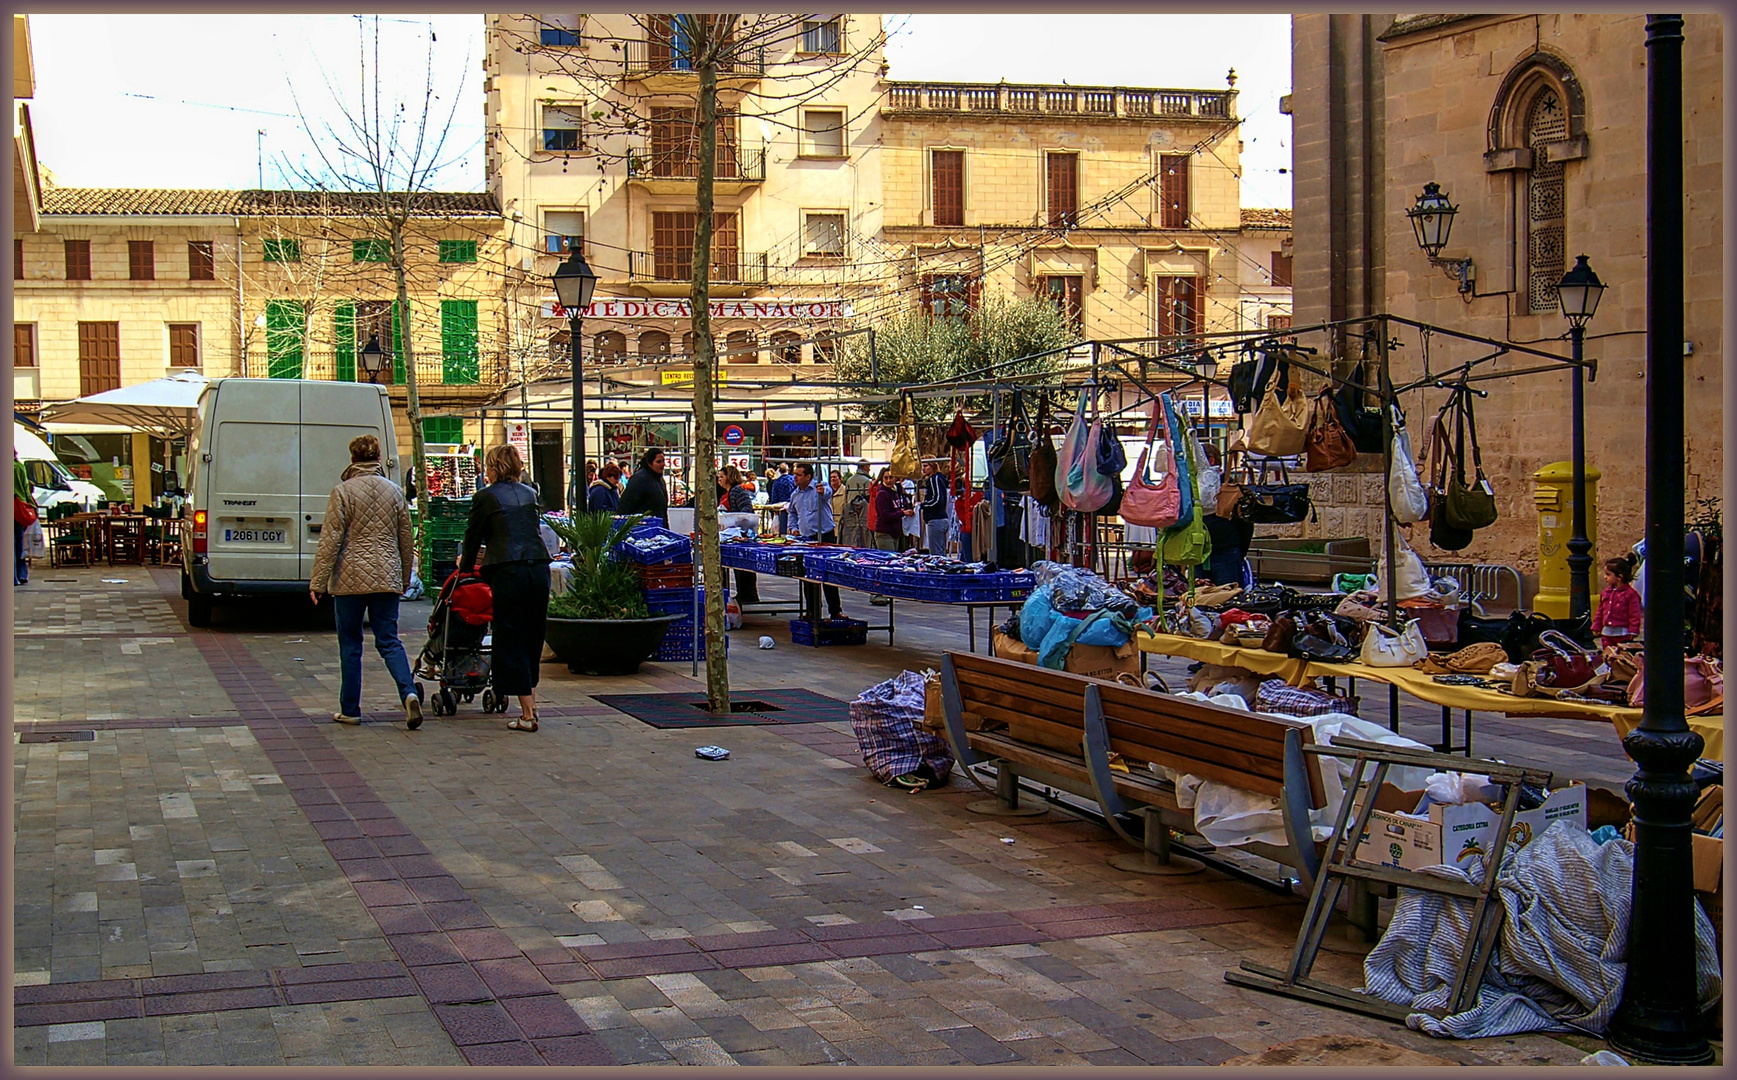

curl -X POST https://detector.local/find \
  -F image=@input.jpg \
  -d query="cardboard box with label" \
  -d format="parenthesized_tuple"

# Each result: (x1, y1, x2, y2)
(1354, 785, 1589, 872)
(991, 630, 1139, 682)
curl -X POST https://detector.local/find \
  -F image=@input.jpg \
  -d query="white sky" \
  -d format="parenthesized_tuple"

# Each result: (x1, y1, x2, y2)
(28, 12, 1292, 208)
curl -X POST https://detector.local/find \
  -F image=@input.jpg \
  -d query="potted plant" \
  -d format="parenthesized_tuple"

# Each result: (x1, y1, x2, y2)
(543, 511, 681, 676)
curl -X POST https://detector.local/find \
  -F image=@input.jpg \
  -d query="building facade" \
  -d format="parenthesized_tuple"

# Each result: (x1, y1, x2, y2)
(1289, 13, 1723, 572)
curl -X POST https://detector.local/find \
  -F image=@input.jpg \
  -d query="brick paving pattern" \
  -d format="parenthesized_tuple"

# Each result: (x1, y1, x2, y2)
(10, 569, 1610, 1065)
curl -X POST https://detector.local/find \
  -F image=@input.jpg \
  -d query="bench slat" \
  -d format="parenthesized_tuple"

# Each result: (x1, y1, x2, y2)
(960, 685, 1089, 724)
(955, 667, 1097, 710)
(965, 731, 1188, 816)
(961, 701, 1086, 743)
(1099, 710, 1288, 757)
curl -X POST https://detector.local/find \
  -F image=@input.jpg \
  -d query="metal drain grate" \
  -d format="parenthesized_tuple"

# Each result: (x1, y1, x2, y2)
(19, 730, 95, 743)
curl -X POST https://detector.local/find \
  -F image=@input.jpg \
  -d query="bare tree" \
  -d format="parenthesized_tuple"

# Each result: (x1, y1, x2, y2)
(284, 17, 472, 517)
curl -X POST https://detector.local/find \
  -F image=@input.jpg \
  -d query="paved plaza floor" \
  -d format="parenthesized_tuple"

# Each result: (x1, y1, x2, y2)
(9, 567, 1661, 1066)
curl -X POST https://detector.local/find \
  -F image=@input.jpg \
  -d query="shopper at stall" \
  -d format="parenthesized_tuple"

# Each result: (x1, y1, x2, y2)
(1201, 444, 1252, 587)
(307, 435, 421, 730)
(586, 461, 622, 513)
(872, 468, 912, 553)
(788, 463, 845, 620)
(14, 449, 36, 586)
(829, 469, 847, 523)
(719, 465, 761, 604)
(1594, 553, 1645, 646)
(460, 444, 553, 733)
(585, 460, 598, 486)
(920, 460, 950, 555)
(618, 448, 669, 520)
(770, 463, 797, 534)
(840, 460, 874, 548)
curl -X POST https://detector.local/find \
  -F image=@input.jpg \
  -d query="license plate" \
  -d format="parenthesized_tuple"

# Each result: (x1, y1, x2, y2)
(224, 529, 286, 543)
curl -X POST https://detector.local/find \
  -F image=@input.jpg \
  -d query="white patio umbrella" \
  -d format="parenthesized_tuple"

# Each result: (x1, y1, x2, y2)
(40, 369, 208, 437)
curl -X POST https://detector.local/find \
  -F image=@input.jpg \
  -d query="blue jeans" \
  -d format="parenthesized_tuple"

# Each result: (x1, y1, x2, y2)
(333, 593, 416, 718)
(14, 520, 26, 584)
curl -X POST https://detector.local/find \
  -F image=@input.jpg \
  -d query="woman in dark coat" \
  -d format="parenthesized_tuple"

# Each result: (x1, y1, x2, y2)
(718, 465, 760, 603)
(460, 444, 552, 733)
(617, 447, 669, 521)
(586, 461, 622, 513)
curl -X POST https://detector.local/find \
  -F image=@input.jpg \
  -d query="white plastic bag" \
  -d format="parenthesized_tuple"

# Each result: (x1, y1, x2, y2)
(1187, 426, 1221, 510)
(1388, 405, 1430, 524)
(1372, 529, 1432, 602)
(22, 521, 46, 560)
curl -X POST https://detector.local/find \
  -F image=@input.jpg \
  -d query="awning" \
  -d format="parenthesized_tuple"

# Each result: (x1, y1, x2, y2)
(39, 370, 207, 437)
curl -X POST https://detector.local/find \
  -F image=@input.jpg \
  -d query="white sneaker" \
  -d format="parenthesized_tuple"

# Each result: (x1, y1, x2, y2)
(332, 712, 362, 725)
(404, 694, 423, 730)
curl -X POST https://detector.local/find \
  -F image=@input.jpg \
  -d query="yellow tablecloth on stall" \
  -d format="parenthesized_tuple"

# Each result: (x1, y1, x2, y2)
(1136, 630, 1721, 754)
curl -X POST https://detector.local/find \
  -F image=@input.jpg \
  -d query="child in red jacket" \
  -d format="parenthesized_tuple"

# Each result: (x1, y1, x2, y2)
(1593, 553, 1643, 645)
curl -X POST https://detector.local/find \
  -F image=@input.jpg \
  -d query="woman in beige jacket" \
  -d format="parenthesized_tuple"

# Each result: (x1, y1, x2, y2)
(308, 435, 423, 729)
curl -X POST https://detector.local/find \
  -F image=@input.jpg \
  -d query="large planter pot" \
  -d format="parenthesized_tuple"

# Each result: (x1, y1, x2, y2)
(544, 614, 682, 676)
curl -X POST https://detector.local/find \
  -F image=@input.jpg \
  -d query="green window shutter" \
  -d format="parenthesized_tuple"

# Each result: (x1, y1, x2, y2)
(353, 239, 389, 262)
(440, 299, 480, 385)
(263, 239, 299, 263)
(422, 417, 464, 444)
(392, 300, 406, 383)
(334, 303, 357, 381)
(438, 240, 478, 263)
(264, 300, 305, 379)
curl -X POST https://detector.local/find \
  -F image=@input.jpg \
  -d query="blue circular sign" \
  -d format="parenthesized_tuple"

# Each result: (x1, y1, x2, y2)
(722, 425, 745, 446)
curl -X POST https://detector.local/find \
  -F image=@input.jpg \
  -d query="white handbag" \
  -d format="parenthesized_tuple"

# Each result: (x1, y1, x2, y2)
(1371, 530, 1432, 602)
(1387, 405, 1429, 524)
(1360, 619, 1428, 668)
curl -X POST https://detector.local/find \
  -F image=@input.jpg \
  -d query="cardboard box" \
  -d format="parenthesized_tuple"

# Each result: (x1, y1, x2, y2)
(1354, 785, 1589, 871)
(991, 631, 1139, 682)
(1692, 832, 1723, 894)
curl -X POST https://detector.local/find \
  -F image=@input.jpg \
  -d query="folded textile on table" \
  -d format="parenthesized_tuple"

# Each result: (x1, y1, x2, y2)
(1360, 824, 1722, 1039)
(1019, 583, 1150, 669)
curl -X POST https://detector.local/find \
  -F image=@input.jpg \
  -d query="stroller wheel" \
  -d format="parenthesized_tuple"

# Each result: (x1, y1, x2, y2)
(482, 689, 497, 712)
(440, 688, 457, 716)
(463, 693, 475, 704)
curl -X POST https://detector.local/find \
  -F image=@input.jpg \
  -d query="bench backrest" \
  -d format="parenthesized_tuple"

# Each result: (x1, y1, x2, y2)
(1091, 680, 1328, 809)
(945, 651, 1096, 750)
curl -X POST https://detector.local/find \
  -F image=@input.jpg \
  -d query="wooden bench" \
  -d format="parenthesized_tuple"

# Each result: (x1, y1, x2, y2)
(937, 651, 1330, 895)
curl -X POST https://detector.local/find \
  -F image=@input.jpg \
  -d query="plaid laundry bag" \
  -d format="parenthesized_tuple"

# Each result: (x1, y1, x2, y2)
(849, 670, 954, 788)
(1254, 679, 1357, 717)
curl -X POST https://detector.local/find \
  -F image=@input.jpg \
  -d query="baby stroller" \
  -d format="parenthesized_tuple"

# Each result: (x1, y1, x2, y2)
(414, 570, 510, 716)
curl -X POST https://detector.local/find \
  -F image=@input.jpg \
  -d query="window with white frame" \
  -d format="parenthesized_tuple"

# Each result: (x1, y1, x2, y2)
(800, 109, 846, 158)
(801, 17, 842, 54)
(542, 104, 584, 152)
(544, 210, 585, 254)
(803, 212, 847, 257)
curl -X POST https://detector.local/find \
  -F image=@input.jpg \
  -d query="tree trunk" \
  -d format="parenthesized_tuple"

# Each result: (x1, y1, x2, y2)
(391, 219, 429, 522)
(691, 33, 728, 714)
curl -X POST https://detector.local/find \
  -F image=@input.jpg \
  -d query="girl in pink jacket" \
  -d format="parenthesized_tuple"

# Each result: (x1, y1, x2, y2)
(1593, 554, 1643, 645)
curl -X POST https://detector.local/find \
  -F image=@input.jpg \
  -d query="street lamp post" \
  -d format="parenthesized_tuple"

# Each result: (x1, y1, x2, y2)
(1554, 255, 1605, 628)
(1196, 350, 1218, 440)
(358, 335, 386, 384)
(1606, 12, 1712, 1065)
(551, 249, 598, 514)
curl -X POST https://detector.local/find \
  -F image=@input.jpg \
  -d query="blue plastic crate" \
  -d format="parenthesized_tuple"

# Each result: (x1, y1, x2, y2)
(871, 569, 1036, 605)
(613, 526, 692, 566)
(644, 587, 726, 615)
(789, 618, 869, 647)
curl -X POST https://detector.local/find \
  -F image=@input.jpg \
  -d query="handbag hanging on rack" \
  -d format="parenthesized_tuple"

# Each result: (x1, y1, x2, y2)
(1305, 387, 1359, 472)
(986, 390, 1034, 493)
(1334, 361, 1387, 454)
(1245, 377, 1312, 458)
(1121, 397, 1182, 529)
(1424, 407, 1475, 551)
(889, 395, 922, 481)
(1057, 394, 1113, 513)
(1228, 346, 1289, 415)
(1234, 458, 1315, 525)
(1441, 387, 1498, 531)
(1026, 394, 1060, 510)
(1388, 403, 1430, 524)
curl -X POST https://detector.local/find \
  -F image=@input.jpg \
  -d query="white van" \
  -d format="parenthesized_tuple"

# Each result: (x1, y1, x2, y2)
(181, 379, 398, 626)
(13, 422, 104, 511)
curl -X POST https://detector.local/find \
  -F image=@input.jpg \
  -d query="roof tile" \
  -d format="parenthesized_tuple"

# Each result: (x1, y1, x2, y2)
(41, 186, 497, 218)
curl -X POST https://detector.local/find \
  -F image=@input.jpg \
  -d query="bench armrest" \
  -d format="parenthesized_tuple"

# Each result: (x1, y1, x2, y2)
(939, 654, 997, 796)
(1280, 727, 1322, 891)
(1081, 684, 1145, 848)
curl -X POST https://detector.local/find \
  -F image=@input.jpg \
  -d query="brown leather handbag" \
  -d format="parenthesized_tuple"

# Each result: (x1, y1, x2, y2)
(1026, 394, 1060, 509)
(1305, 388, 1359, 472)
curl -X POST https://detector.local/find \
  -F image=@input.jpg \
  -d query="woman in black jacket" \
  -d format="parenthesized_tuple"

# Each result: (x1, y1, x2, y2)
(617, 447, 669, 521)
(460, 444, 552, 732)
(718, 465, 760, 603)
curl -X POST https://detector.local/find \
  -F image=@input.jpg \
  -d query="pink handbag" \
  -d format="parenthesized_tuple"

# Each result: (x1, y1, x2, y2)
(1057, 395, 1113, 512)
(1120, 398, 1182, 528)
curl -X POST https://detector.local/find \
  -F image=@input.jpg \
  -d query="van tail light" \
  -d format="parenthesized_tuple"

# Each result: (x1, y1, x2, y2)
(193, 509, 208, 554)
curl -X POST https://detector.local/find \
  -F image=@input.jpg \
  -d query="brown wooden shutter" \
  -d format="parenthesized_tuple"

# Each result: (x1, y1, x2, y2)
(1270, 251, 1293, 287)
(78, 322, 121, 394)
(169, 324, 200, 368)
(712, 212, 739, 279)
(65, 240, 91, 281)
(653, 212, 694, 279)
(129, 240, 155, 280)
(13, 323, 34, 367)
(1160, 154, 1190, 229)
(13, 237, 21, 280)
(1047, 153, 1078, 227)
(932, 150, 964, 227)
(188, 241, 215, 281)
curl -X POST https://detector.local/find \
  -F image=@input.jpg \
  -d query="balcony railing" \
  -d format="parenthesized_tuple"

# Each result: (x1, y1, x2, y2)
(622, 39, 765, 78)
(240, 350, 512, 388)
(627, 143, 767, 182)
(628, 250, 770, 286)
(883, 83, 1233, 119)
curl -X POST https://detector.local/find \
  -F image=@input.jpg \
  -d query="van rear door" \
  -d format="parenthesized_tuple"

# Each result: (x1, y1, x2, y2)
(299, 382, 397, 579)
(204, 382, 303, 583)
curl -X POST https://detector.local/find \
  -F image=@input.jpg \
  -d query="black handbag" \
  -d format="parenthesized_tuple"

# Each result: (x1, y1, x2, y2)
(1442, 388, 1498, 531)
(1333, 362, 1386, 455)
(1499, 610, 1557, 665)
(1423, 410, 1474, 551)
(1235, 460, 1315, 525)
(1237, 583, 1287, 616)
(986, 391, 1034, 494)
(1228, 347, 1289, 415)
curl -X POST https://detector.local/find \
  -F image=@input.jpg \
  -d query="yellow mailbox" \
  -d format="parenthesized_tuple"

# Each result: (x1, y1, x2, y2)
(1532, 461, 1600, 620)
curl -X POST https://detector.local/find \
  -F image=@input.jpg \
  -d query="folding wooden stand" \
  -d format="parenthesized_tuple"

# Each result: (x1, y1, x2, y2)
(1224, 735, 1555, 1022)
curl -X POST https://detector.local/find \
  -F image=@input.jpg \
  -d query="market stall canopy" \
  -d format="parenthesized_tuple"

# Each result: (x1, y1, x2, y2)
(40, 370, 207, 437)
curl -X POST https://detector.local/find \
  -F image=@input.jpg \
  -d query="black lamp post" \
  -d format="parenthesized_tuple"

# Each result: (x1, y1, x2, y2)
(1554, 254, 1605, 628)
(358, 335, 386, 384)
(1196, 350, 1218, 437)
(551, 248, 599, 513)
(1606, 12, 1712, 1065)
